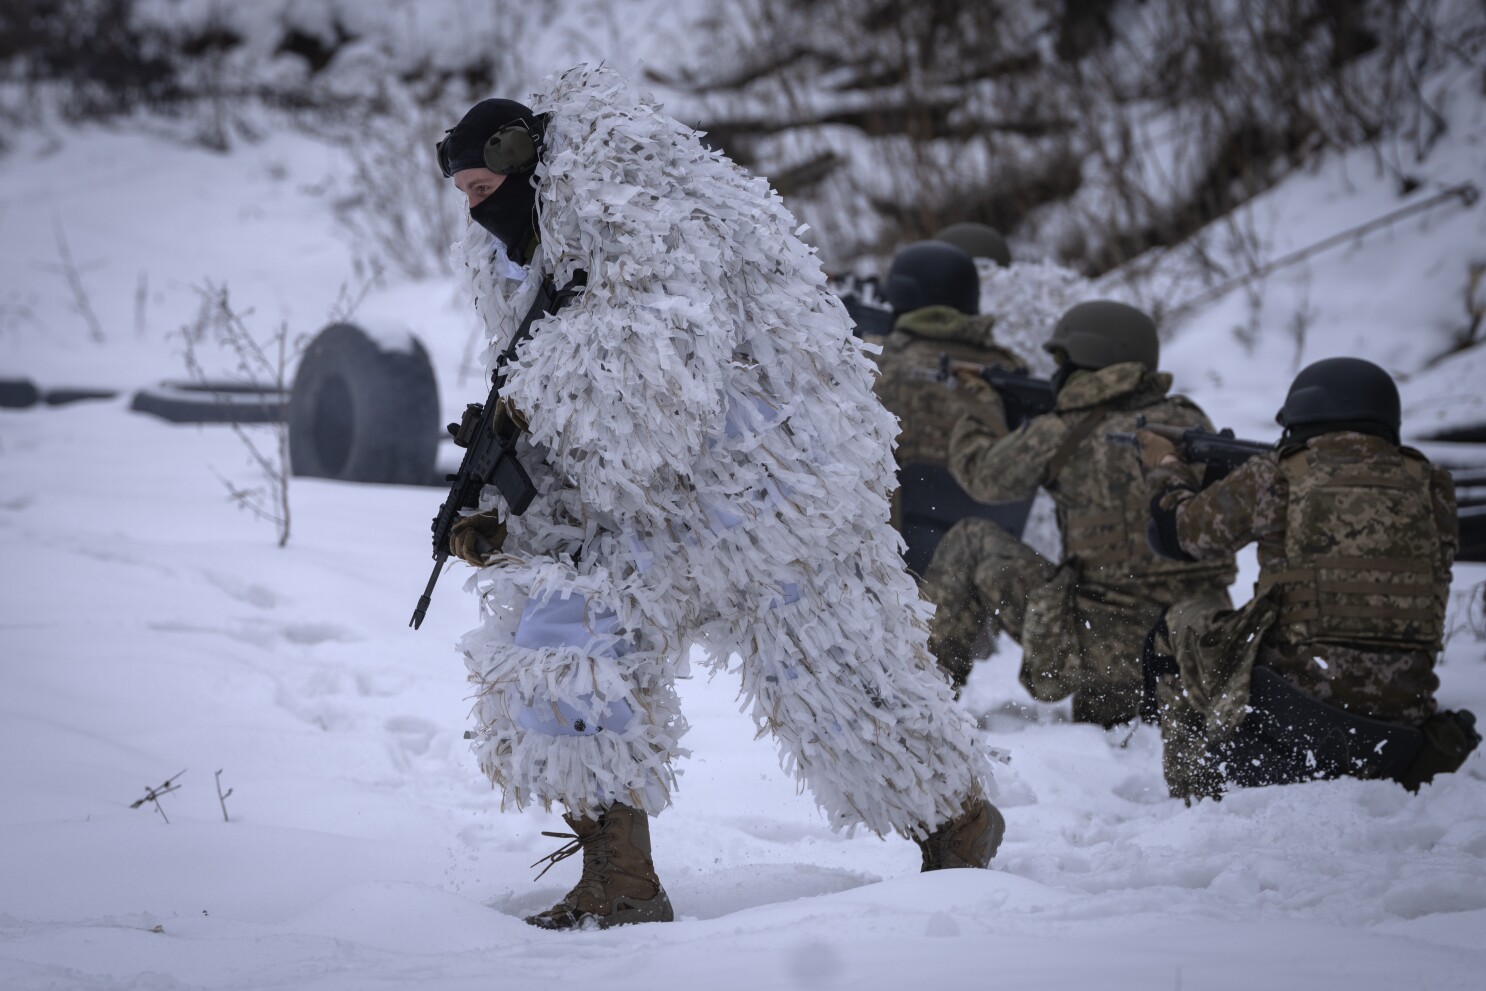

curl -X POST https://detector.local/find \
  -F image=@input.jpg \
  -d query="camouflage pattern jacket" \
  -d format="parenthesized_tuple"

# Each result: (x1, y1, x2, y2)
(949, 361, 1236, 594)
(870, 306, 1025, 470)
(1154, 431, 1458, 723)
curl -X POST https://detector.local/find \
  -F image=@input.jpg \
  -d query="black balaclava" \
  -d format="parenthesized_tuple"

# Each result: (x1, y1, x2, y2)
(440, 98, 543, 263)
(1048, 347, 1081, 396)
(1051, 361, 1079, 396)
(1282, 419, 1400, 448)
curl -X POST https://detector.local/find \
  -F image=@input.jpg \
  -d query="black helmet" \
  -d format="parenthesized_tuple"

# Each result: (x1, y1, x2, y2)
(1276, 357, 1400, 436)
(932, 223, 1012, 267)
(1045, 300, 1158, 370)
(883, 241, 979, 316)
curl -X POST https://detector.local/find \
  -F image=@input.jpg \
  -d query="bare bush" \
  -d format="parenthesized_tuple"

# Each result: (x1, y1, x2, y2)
(655, 0, 1062, 267)
(323, 88, 465, 280)
(180, 283, 299, 548)
(0, 0, 552, 161)
(664, 0, 1486, 278)
(310, 0, 559, 281)
(0, 0, 179, 124)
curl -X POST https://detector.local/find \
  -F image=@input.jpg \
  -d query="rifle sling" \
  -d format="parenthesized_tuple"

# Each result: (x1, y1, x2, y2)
(495, 271, 588, 389)
(1044, 407, 1109, 484)
(482, 270, 586, 514)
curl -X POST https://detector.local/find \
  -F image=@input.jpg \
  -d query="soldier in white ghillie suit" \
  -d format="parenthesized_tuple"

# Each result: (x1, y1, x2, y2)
(435, 65, 1001, 931)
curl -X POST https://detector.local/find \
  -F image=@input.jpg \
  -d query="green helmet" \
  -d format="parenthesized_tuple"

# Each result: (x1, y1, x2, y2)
(1045, 300, 1159, 370)
(883, 241, 980, 316)
(1276, 357, 1400, 436)
(932, 223, 1012, 267)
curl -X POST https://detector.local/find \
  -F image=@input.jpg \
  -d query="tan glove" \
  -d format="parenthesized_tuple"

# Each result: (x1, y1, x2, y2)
(449, 399, 529, 449)
(449, 511, 507, 567)
(491, 398, 529, 435)
(951, 368, 1012, 437)
(952, 367, 992, 393)
(1135, 428, 1180, 472)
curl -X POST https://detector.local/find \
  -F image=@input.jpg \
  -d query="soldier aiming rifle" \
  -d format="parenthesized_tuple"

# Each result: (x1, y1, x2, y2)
(937, 353, 1055, 430)
(1136, 356, 1478, 800)
(1107, 416, 1273, 485)
(920, 300, 1237, 723)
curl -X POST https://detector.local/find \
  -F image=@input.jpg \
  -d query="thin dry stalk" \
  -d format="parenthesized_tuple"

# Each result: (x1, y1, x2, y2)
(180, 282, 298, 547)
(215, 769, 234, 823)
(135, 271, 150, 339)
(129, 770, 186, 824)
(42, 217, 107, 343)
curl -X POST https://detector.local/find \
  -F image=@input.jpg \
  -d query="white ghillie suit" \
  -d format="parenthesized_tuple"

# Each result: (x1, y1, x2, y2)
(453, 65, 991, 838)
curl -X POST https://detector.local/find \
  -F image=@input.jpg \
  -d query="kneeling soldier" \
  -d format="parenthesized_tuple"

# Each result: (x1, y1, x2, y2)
(926, 301, 1236, 724)
(1138, 357, 1479, 799)
(870, 239, 1029, 577)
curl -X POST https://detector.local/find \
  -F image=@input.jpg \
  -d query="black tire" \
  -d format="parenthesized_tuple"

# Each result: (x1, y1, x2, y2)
(44, 387, 119, 406)
(1456, 468, 1486, 562)
(0, 378, 40, 409)
(1424, 423, 1486, 443)
(897, 461, 1034, 579)
(130, 381, 284, 424)
(288, 322, 439, 485)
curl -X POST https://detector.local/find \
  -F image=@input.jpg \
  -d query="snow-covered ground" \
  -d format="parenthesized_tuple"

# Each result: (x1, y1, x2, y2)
(3, 60, 1486, 991)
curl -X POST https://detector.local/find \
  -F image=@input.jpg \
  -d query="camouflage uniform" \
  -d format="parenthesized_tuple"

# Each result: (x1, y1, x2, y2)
(925, 361, 1236, 725)
(1147, 432, 1457, 793)
(871, 306, 1025, 468)
(869, 306, 1026, 575)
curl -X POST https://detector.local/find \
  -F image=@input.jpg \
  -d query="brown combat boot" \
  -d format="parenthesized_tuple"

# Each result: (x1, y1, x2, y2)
(524, 803, 675, 930)
(918, 796, 1006, 871)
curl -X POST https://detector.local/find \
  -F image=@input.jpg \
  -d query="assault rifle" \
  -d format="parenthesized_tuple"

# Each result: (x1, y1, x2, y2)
(409, 273, 586, 630)
(1106, 416, 1273, 484)
(936, 354, 1056, 429)
(833, 274, 894, 338)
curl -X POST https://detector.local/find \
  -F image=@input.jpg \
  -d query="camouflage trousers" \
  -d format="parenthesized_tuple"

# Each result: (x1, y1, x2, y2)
(1150, 593, 1273, 799)
(922, 517, 1220, 727)
(1153, 593, 1441, 799)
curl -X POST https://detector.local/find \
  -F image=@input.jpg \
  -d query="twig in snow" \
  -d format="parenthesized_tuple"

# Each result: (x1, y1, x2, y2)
(1462, 261, 1484, 349)
(326, 266, 381, 325)
(134, 271, 150, 339)
(130, 770, 186, 823)
(215, 769, 234, 823)
(39, 217, 107, 343)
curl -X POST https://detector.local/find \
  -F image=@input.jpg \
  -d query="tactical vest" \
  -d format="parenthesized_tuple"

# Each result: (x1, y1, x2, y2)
(874, 333, 1021, 468)
(1056, 399, 1231, 586)
(1259, 442, 1446, 651)
(874, 322, 1028, 576)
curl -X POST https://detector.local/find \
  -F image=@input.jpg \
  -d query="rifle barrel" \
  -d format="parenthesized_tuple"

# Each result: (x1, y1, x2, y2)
(409, 552, 448, 629)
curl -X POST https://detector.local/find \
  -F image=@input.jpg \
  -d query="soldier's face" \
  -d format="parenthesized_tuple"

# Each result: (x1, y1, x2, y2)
(454, 168, 507, 209)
